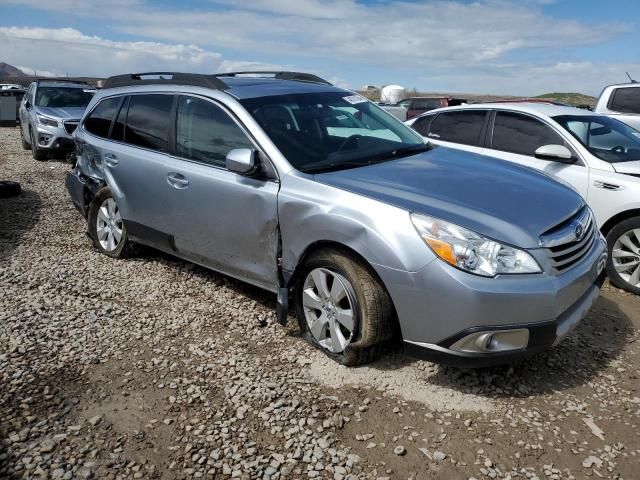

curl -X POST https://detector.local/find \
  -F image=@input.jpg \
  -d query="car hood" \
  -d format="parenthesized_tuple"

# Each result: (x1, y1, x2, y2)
(36, 106, 87, 120)
(612, 161, 640, 176)
(315, 147, 584, 249)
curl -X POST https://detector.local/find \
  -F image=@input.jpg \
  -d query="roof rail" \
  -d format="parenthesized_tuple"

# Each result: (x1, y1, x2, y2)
(36, 78, 92, 86)
(215, 71, 332, 86)
(102, 72, 228, 90)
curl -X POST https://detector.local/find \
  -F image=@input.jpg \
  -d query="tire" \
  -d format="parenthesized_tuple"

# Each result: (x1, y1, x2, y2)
(20, 126, 31, 150)
(606, 217, 640, 295)
(0, 180, 21, 198)
(30, 129, 48, 161)
(87, 187, 132, 259)
(295, 248, 396, 366)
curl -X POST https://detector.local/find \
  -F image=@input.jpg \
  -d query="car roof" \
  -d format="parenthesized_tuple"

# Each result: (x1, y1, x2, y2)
(217, 76, 344, 100)
(422, 102, 598, 118)
(603, 81, 640, 90)
(35, 81, 94, 89)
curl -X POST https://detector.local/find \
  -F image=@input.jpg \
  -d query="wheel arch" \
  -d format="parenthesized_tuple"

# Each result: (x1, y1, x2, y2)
(600, 209, 640, 237)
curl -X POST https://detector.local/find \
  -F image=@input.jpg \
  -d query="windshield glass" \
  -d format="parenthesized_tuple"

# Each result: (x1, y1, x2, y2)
(554, 114, 640, 163)
(35, 86, 95, 108)
(240, 92, 426, 172)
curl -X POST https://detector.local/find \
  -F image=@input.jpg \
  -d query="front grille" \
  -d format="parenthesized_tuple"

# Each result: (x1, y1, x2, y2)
(542, 207, 596, 273)
(64, 120, 79, 135)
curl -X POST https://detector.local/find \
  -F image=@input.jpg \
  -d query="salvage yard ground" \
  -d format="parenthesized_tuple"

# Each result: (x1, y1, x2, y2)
(0, 126, 639, 479)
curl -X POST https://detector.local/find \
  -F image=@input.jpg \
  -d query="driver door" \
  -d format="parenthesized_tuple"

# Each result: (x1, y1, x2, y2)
(482, 111, 589, 198)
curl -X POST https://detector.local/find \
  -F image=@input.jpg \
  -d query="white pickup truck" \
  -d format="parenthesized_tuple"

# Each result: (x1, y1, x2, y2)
(595, 82, 640, 130)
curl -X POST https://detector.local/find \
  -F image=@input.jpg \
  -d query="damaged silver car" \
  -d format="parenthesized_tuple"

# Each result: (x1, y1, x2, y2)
(66, 71, 606, 367)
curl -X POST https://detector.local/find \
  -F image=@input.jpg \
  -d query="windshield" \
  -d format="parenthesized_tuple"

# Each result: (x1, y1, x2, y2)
(554, 114, 640, 163)
(35, 87, 95, 108)
(240, 92, 426, 172)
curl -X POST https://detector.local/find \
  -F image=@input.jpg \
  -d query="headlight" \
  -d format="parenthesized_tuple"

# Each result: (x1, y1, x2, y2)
(410, 213, 541, 277)
(37, 115, 59, 127)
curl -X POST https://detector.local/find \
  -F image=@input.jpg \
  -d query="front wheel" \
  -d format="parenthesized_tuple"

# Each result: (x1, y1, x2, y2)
(88, 187, 132, 258)
(606, 217, 640, 295)
(295, 249, 396, 366)
(30, 129, 47, 161)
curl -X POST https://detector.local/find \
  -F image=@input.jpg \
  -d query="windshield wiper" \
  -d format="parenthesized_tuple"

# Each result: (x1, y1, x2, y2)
(300, 161, 375, 174)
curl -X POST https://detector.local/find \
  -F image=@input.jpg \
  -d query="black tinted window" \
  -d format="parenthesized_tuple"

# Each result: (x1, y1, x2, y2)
(492, 112, 565, 156)
(176, 96, 253, 167)
(84, 97, 122, 138)
(609, 87, 640, 114)
(428, 110, 486, 146)
(125, 94, 173, 152)
(110, 96, 128, 141)
(411, 115, 436, 136)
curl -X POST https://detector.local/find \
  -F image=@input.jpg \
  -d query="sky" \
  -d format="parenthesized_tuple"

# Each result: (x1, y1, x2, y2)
(0, 0, 637, 96)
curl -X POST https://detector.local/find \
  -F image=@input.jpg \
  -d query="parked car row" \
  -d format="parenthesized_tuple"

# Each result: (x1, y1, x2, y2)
(18, 72, 640, 368)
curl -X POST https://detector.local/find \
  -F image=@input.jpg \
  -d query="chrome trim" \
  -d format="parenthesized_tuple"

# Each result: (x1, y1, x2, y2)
(539, 207, 591, 248)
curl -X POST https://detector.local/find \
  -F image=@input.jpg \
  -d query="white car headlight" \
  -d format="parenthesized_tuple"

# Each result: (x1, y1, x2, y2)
(37, 115, 59, 127)
(410, 213, 541, 277)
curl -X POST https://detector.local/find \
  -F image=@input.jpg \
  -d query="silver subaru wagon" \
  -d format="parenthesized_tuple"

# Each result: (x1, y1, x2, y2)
(66, 71, 607, 367)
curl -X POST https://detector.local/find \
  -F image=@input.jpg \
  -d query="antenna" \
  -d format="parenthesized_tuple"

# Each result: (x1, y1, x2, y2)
(626, 72, 637, 83)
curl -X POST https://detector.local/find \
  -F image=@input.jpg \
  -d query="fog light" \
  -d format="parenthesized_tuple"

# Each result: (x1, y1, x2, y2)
(450, 329, 529, 353)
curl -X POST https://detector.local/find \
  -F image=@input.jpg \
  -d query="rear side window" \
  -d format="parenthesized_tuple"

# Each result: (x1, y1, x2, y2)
(176, 96, 253, 167)
(428, 110, 486, 146)
(492, 112, 565, 156)
(609, 87, 640, 114)
(411, 115, 436, 136)
(125, 94, 174, 152)
(84, 97, 122, 138)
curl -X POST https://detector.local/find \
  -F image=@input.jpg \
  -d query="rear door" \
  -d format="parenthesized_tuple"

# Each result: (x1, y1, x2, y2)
(88, 93, 178, 246)
(483, 110, 589, 198)
(164, 94, 280, 290)
(413, 109, 489, 154)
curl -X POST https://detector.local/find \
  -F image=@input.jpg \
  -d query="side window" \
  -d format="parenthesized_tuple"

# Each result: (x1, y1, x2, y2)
(492, 112, 565, 156)
(428, 110, 487, 146)
(411, 115, 436, 136)
(125, 94, 174, 152)
(176, 96, 253, 168)
(110, 96, 129, 141)
(84, 97, 122, 138)
(609, 87, 640, 114)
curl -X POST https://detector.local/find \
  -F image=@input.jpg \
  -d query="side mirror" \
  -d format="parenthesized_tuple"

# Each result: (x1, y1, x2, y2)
(534, 144, 575, 163)
(24, 100, 31, 110)
(226, 148, 257, 174)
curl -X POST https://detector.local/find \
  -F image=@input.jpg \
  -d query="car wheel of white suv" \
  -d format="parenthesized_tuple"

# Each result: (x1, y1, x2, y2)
(295, 249, 396, 366)
(606, 217, 640, 294)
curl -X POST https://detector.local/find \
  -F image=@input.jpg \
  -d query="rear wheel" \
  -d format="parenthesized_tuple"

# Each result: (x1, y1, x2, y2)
(295, 249, 395, 366)
(30, 129, 47, 161)
(606, 217, 640, 295)
(88, 187, 132, 258)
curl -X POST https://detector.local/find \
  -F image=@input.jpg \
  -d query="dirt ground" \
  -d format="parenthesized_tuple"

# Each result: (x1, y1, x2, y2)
(0, 126, 638, 479)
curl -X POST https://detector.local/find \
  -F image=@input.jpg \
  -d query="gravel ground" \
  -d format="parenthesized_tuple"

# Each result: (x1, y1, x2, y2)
(1, 126, 639, 479)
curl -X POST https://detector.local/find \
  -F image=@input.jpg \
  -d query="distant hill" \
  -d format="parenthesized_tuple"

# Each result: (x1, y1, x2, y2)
(0, 62, 28, 78)
(535, 92, 597, 107)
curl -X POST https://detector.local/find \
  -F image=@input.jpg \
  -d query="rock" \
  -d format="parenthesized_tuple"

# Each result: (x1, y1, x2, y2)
(433, 451, 447, 461)
(393, 446, 406, 456)
(88, 415, 103, 426)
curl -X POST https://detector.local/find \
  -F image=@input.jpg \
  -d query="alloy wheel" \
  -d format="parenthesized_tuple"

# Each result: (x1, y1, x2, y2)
(612, 228, 640, 286)
(302, 268, 356, 353)
(96, 198, 123, 252)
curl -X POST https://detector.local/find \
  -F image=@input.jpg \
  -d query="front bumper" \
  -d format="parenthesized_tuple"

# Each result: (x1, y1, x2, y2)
(374, 235, 607, 367)
(33, 123, 75, 150)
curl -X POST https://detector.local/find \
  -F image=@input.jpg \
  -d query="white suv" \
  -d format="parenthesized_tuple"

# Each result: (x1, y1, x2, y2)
(406, 103, 640, 294)
(595, 82, 640, 131)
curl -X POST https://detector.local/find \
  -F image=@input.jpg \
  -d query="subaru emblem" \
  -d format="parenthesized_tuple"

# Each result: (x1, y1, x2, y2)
(575, 224, 584, 240)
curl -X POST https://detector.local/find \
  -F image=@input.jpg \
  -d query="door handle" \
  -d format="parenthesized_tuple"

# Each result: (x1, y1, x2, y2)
(167, 172, 189, 189)
(104, 153, 119, 167)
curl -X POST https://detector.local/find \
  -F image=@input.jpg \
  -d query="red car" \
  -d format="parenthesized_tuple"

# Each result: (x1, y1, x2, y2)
(396, 97, 467, 119)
